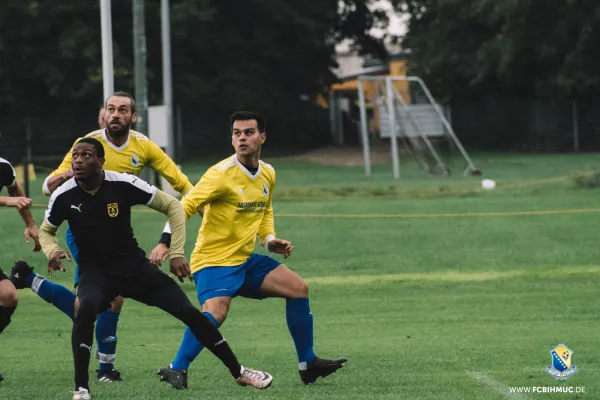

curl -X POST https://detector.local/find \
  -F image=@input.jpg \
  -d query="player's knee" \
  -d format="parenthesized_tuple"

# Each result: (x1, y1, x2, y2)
(110, 296, 124, 312)
(201, 301, 229, 325)
(291, 279, 309, 298)
(4, 290, 18, 308)
(76, 300, 100, 322)
(0, 282, 18, 308)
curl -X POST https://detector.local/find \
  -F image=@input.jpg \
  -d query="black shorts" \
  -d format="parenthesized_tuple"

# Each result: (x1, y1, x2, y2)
(0, 267, 7, 281)
(76, 256, 191, 317)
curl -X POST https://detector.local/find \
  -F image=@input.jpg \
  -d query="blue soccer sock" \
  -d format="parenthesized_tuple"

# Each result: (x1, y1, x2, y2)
(286, 297, 317, 369)
(96, 310, 120, 371)
(171, 311, 219, 371)
(29, 274, 75, 320)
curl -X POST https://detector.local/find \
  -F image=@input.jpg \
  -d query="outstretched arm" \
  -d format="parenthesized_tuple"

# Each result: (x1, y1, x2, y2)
(42, 140, 78, 196)
(145, 139, 193, 195)
(7, 180, 41, 251)
(149, 169, 222, 265)
(146, 189, 192, 282)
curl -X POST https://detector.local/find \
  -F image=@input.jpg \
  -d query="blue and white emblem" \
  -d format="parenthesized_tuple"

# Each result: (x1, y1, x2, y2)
(131, 153, 140, 167)
(262, 183, 269, 197)
(546, 344, 577, 380)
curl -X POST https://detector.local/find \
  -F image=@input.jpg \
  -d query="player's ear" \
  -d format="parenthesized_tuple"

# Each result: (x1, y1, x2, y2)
(131, 113, 137, 124)
(99, 157, 106, 167)
(260, 131, 266, 144)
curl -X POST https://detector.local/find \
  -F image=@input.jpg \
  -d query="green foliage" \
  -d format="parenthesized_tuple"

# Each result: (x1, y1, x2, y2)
(397, 0, 600, 97)
(0, 1, 395, 154)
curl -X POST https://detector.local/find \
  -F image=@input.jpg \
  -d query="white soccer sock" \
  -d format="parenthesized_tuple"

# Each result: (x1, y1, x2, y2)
(31, 274, 45, 294)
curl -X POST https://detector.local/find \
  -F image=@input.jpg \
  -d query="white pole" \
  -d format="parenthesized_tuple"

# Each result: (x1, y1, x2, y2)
(100, 0, 114, 100)
(357, 78, 371, 177)
(385, 77, 400, 178)
(161, 0, 175, 160)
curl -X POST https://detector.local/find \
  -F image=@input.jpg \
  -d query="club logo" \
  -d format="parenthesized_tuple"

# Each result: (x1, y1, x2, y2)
(546, 344, 577, 380)
(107, 202, 119, 218)
(131, 153, 140, 167)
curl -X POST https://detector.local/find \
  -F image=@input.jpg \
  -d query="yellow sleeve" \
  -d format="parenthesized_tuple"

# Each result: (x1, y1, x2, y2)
(258, 174, 276, 246)
(42, 138, 80, 195)
(49, 138, 81, 177)
(181, 168, 224, 219)
(144, 140, 193, 194)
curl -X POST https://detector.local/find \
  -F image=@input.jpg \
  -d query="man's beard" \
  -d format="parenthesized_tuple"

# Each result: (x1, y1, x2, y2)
(107, 122, 130, 138)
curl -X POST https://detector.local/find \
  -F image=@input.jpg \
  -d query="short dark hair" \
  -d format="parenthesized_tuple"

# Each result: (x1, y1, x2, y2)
(76, 137, 105, 158)
(106, 91, 136, 113)
(229, 111, 265, 133)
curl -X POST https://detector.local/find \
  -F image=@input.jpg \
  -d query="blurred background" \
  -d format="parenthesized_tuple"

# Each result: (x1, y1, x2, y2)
(3, 0, 599, 173)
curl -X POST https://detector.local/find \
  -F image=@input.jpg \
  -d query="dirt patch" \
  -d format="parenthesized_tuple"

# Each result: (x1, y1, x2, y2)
(289, 145, 396, 166)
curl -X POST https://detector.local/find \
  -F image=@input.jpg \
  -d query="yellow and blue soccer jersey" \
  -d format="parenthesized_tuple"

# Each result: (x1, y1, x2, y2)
(44, 129, 192, 195)
(181, 155, 276, 272)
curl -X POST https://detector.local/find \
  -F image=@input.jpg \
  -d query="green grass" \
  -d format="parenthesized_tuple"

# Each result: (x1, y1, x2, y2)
(2, 152, 600, 399)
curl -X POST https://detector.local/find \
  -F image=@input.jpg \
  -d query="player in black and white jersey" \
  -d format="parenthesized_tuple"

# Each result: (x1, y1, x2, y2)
(38, 138, 272, 400)
(0, 155, 41, 382)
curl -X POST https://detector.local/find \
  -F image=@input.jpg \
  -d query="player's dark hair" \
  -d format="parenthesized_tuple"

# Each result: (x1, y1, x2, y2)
(106, 91, 136, 114)
(229, 111, 265, 133)
(77, 138, 105, 158)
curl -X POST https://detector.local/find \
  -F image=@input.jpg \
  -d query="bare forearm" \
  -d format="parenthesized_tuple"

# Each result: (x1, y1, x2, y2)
(44, 173, 70, 195)
(7, 182, 36, 227)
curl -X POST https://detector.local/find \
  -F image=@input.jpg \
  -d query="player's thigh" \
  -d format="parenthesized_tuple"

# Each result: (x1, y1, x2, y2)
(126, 260, 194, 317)
(0, 278, 18, 307)
(76, 270, 117, 318)
(259, 263, 308, 299)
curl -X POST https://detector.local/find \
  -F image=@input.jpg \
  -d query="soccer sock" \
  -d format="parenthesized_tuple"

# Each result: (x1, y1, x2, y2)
(0, 306, 17, 334)
(95, 310, 120, 371)
(286, 297, 317, 370)
(72, 313, 95, 391)
(184, 308, 241, 379)
(30, 274, 75, 320)
(172, 311, 219, 371)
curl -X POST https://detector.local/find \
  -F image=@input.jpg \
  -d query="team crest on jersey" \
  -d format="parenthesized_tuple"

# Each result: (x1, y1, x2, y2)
(130, 153, 140, 167)
(107, 203, 119, 217)
(546, 344, 577, 380)
(262, 184, 269, 197)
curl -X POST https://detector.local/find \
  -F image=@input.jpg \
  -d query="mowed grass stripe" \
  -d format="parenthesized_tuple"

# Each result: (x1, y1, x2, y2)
(467, 371, 530, 400)
(28, 204, 600, 219)
(15, 265, 600, 299)
(304, 265, 600, 286)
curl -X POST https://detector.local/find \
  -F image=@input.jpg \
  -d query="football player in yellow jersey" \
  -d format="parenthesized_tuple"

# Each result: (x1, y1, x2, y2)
(9, 92, 193, 383)
(151, 111, 346, 389)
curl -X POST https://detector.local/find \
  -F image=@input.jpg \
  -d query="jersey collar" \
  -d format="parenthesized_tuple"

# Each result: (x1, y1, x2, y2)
(233, 155, 261, 180)
(102, 128, 131, 152)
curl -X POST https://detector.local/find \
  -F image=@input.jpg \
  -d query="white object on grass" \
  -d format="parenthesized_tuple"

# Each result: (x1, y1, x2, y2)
(481, 179, 496, 190)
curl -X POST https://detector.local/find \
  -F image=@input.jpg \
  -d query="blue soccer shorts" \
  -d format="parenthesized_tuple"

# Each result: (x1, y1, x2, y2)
(66, 225, 81, 287)
(193, 253, 281, 305)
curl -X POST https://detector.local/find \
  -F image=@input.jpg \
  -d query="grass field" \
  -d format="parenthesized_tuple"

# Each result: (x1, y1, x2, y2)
(1, 152, 599, 399)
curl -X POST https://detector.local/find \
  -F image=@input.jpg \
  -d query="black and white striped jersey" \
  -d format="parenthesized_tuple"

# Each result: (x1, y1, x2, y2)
(0, 157, 16, 193)
(45, 170, 157, 269)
